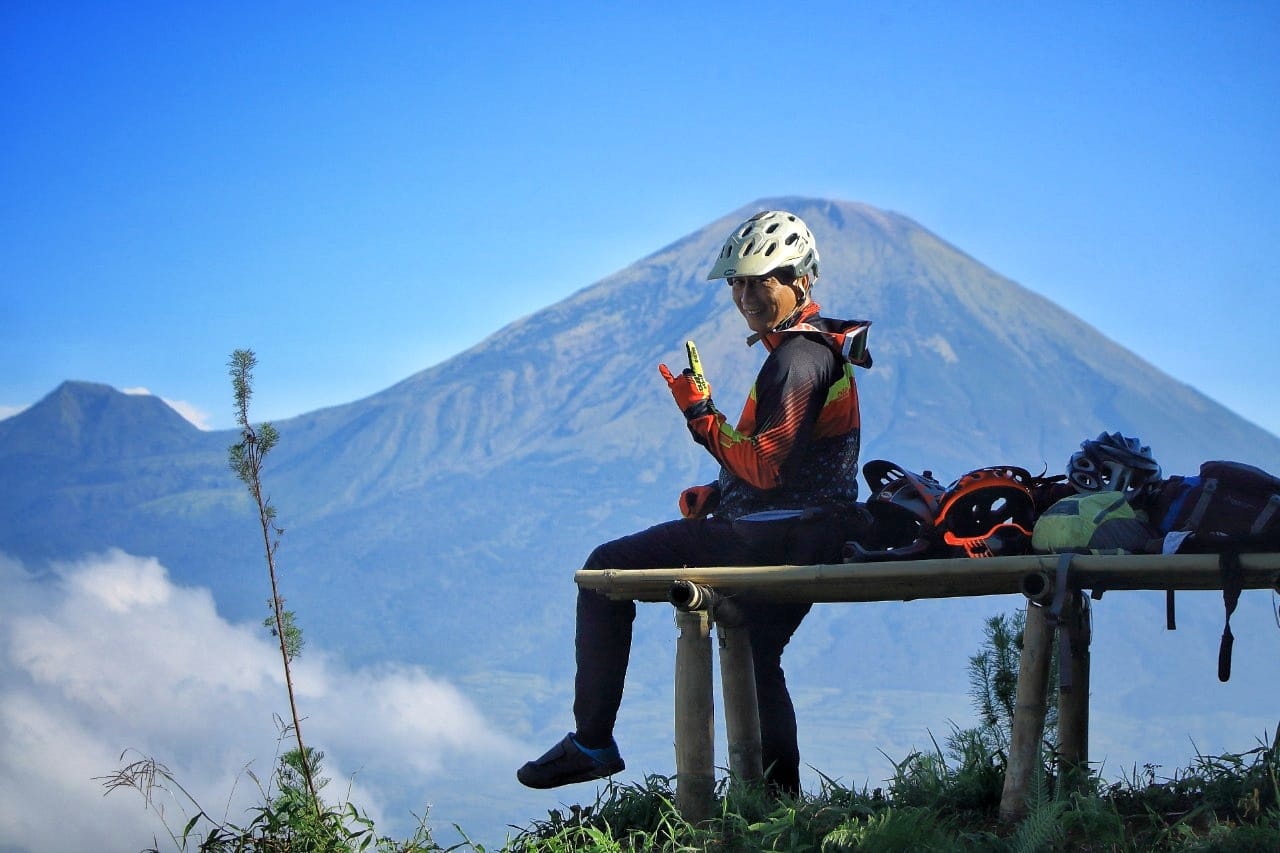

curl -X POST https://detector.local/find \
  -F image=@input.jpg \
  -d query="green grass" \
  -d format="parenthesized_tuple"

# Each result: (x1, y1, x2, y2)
(500, 726, 1279, 852)
(96, 691, 1280, 853)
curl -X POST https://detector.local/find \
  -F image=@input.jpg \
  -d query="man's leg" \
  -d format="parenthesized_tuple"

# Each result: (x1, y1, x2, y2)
(574, 520, 746, 746)
(518, 535, 644, 789)
(744, 600, 810, 795)
(522, 515, 845, 790)
(522, 519, 748, 788)
(739, 515, 849, 794)
(572, 587, 634, 748)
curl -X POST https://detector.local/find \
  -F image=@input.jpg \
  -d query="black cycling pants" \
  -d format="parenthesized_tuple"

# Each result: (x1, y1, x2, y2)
(573, 515, 846, 795)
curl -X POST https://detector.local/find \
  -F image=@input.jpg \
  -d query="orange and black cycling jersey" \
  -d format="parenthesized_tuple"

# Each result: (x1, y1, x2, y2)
(683, 302, 872, 520)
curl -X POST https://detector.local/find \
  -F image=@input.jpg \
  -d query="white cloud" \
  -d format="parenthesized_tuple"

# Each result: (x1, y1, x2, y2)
(0, 404, 27, 421)
(161, 398, 214, 430)
(121, 386, 213, 429)
(0, 550, 527, 853)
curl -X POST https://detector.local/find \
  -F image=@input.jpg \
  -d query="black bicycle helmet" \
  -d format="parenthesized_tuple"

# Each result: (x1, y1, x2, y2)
(842, 461, 947, 561)
(1067, 431, 1161, 494)
(935, 466, 1038, 558)
(861, 460, 945, 546)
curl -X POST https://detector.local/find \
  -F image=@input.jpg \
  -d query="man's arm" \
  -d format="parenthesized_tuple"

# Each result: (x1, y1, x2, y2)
(686, 337, 836, 490)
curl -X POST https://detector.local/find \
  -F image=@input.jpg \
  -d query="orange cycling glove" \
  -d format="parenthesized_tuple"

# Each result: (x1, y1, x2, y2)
(658, 363, 715, 420)
(679, 484, 721, 519)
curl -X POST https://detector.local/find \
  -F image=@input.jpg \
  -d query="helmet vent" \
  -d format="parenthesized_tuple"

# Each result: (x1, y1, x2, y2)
(706, 210, 820, 282)
(1066, 431, 1161, 493)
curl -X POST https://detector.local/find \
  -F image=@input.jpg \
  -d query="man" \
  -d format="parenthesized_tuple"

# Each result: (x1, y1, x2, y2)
(518, 210, 872, 795)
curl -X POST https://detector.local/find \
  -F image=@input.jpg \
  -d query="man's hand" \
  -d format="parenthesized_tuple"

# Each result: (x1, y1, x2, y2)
(659, 363, 714, 419)
(679, 484, 720, 519)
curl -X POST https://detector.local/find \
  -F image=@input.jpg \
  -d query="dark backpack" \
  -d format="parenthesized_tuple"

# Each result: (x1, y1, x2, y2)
(1141, 460, 1280, 552)
(1138, 460, 1280, 682)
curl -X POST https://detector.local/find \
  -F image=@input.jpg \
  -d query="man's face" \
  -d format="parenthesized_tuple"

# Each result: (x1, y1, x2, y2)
(729, 272, 802, 335)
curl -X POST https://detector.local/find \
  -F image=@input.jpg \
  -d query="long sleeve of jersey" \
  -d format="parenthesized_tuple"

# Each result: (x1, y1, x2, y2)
(684, 335, 841, 491)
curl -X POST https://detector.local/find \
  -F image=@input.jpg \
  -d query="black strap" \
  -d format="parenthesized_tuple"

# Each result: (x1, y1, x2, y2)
(1050, 553, 1074, 692)
(1186, 477, 1218, 528)
(1251, 493, 1280, 535)
(1218, 551, 1244, 682)
(1064, 590, 1092, 694)
(1048, 552, 1072, 623)
(1166, 590, 1177, 630)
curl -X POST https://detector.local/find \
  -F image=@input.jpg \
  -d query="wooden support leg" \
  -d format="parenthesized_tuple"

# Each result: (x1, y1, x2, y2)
(717, 621, 763, 784)
(999, 599, 1054, 822)
(1057, 591, 1091, 787)
(674, 609, 714, 823)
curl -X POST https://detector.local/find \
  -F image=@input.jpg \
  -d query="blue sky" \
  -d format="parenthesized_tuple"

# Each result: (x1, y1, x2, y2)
(3, 2, 1278, 438)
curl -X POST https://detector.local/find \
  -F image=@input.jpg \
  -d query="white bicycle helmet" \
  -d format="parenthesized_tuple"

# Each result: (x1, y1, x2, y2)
(707, 210, 820, 282)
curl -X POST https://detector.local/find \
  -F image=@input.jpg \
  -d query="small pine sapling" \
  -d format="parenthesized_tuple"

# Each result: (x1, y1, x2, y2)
(227, 348, 320, 816)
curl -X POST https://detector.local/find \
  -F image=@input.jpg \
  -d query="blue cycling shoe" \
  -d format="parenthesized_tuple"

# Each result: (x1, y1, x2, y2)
(517, 733, 625, 789)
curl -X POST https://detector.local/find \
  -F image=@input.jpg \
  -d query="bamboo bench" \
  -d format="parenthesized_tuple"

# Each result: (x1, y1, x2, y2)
(575, 551, 1280, 823)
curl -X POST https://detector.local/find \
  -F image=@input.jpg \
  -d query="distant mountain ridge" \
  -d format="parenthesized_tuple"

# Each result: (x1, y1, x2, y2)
(3, 380, 202, 460)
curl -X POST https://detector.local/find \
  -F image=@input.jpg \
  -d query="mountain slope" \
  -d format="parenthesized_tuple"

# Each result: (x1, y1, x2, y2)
(269, 197, 1280, 518)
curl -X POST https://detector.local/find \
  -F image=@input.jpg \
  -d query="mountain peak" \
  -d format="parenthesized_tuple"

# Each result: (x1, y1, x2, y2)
(0, 380, 200, 461)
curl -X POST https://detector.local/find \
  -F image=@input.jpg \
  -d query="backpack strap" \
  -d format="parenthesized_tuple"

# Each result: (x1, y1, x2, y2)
(1166, 590, 1177, 630)
(1185, 477, 1218, 528)
(1250, 493, 1280, 536)
(1217, 551, 1244, 682)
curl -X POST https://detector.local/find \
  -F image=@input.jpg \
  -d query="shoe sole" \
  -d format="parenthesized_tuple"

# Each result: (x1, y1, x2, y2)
(517, 759, 625, 789)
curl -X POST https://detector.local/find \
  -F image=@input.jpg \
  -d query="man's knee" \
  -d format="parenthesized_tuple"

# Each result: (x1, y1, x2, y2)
(581, 526, 659, 571)
(582, 540, 618, 571)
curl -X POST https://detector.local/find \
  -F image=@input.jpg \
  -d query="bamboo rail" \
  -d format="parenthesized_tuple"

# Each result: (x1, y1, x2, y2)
(576, 552, 1280, 604)
(575, 552, 1280, 824)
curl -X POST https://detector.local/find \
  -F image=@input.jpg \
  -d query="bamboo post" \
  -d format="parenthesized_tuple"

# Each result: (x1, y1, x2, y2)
(1057, 591, 1091, 786)
(999, 599, 1054, 822)
(717, 620, 763, 783)
(674, 609, 714, 823)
